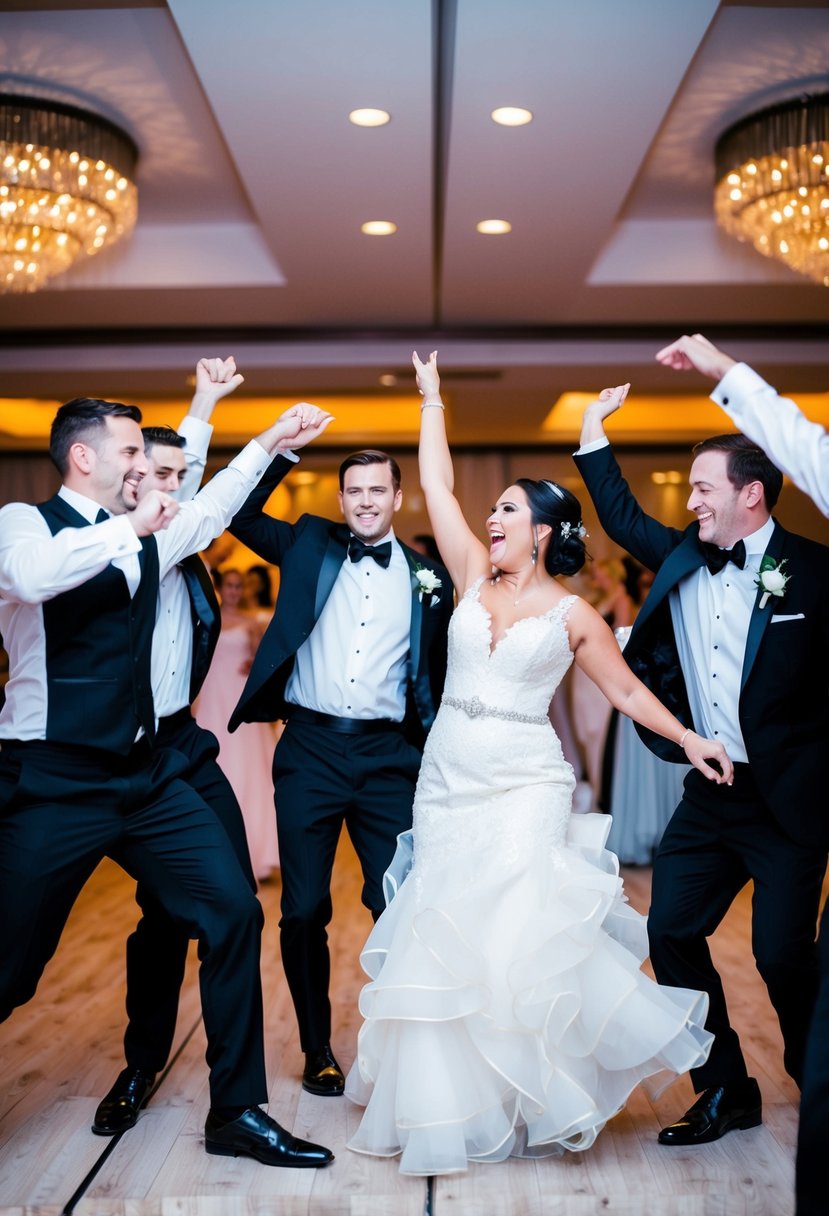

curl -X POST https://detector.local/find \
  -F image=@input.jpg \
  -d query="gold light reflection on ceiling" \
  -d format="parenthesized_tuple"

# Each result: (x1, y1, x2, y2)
(0, 395, 425, 449)
(541, 392, 829, 445)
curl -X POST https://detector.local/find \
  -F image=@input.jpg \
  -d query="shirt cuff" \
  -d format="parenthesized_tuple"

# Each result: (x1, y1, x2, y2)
(178, 413, 213, 455)
(280, 449, 300, 464)
(711, 362, 771, 409)
(575, 436, 610, 456)
(230, 438, 277, 481)
(103, 514, 143, 556)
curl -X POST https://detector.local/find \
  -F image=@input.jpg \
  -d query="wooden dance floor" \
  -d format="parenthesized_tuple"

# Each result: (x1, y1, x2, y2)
(0, 836, 802, 1216)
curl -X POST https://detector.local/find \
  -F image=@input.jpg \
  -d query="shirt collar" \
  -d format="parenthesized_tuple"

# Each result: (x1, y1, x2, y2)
(742, 515, 776, 561)
(58, 484, 111, 524)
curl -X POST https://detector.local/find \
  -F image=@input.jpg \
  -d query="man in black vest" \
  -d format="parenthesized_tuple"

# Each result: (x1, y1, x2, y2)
(229, 449, 453, 1096)
(0, 396, 333, 1167)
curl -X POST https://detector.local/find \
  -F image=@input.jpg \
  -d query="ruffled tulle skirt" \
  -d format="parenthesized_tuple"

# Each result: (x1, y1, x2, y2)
(345, 813, 711, 1175)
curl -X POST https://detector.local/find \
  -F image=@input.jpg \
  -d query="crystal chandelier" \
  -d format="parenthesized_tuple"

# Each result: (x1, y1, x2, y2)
(0, 95, 138, 293)
(714, 93, 829, 286)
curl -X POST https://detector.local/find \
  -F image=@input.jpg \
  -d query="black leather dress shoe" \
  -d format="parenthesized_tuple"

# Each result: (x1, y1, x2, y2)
(92, 1067, 156, 1136)
(658, 1078, 762, 1145)
(302, 1044, 345, 1096)
(204, 1107, 333, 1167)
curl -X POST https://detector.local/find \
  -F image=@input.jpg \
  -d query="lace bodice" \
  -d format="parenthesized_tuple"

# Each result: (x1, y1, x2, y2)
(441, 578, 578, 721)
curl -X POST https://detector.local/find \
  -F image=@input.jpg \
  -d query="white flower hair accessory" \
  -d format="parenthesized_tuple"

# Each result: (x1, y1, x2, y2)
(413, 564, 442, 602)
(755, 555, 789, 609)
(560, 520, 588, 540)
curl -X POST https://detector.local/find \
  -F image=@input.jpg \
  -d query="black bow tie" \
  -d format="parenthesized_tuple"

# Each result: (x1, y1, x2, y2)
(702, 538, 746, 575)
(348, 537, 392, 569)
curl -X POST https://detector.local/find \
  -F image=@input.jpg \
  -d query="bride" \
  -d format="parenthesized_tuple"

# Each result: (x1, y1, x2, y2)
(344, 351, 733, 1175)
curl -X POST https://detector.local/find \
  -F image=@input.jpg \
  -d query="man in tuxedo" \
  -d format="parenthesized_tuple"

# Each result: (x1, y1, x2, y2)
(574, 391, 829, 1147)
(92, 362, 333, 1138)
(0, 396, 333, 1167)
(229, 449, 453, 1094)
(656, 333, 829, 1213)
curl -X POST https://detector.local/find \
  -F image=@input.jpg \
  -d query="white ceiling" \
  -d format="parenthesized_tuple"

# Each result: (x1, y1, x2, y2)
(0, 0, 828, 443)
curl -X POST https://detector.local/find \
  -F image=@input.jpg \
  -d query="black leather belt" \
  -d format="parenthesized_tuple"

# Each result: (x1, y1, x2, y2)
(287, 705, 403, 735)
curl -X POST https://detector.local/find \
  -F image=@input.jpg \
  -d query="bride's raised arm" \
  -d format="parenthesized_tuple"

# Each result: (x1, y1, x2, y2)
(413, 350, 489, 594)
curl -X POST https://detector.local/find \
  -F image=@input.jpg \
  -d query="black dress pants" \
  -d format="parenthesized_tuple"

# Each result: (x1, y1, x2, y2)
(0, 738, 267, 1108)
(122, 711, 257, 1077)
(274, 719, 421, 1051)
(648, 765, 825, 1091)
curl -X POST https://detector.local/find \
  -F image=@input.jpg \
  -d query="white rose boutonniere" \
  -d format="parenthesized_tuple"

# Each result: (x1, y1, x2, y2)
(755, 555, 790, 610)
(413, 564, 442, 603)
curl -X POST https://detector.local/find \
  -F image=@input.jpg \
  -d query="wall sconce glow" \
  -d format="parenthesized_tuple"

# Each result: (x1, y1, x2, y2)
(476, 219, 512, 235)
(379, 373, 397, 386)
(491, 107, 533, 127)
(349, 108, 391, 127)
(361, 220, 397, 235)
(651, 471, 684, 485)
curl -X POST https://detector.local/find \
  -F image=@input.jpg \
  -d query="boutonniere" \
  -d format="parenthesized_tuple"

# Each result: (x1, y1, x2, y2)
(413, 564, 442, 603)
(755, 555, 790, 609)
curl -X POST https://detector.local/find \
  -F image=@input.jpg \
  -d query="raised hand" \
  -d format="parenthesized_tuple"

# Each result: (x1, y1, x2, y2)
(273, 403, 335, 452)
(195, 356, 245, 401)
(655, 334, 735, 381)
(593, 383, 631, 420)
(412, 350, 441, 402)
(128, 489, 180, 536)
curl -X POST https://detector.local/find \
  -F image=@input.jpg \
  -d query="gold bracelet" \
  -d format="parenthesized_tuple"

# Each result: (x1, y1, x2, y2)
(420, 400, 445, 411)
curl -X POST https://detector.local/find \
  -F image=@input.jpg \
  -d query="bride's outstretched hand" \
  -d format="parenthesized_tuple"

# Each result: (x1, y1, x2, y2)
(413, 349, 441, 401)
(683, 732, 734, 785)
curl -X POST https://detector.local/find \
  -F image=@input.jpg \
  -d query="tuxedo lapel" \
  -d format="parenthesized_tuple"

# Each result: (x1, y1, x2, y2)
(314, 526, 349, 619)
(741, 520, 785, 692)
(401, 546, 424, 680)
(631, 530, 705, 635)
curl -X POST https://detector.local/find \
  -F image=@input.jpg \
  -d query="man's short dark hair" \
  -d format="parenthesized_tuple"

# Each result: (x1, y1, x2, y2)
(142, 425, 186, 456)
(50, 397, 142, 475)
(692, 433, 783, 510)
(338, 450, 401, 493)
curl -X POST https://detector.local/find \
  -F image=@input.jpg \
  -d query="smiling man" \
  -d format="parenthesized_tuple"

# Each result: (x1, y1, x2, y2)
(573, 387, 829, 1150)
(227, 449, 453, 1097)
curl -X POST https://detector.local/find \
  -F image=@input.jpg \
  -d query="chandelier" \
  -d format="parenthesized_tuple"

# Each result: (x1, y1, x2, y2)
(0, 95, 138, 293)
(714, 93, 829, 286)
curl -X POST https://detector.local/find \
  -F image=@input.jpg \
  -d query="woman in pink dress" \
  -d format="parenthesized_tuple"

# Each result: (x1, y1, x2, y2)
(195, 568, 280, 882)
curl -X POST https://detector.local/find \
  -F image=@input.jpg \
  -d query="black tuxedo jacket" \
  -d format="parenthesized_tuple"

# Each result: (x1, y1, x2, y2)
(227, 455, 453, 748)
(177, 555, 220, 703)
(575, 442, 829, 850)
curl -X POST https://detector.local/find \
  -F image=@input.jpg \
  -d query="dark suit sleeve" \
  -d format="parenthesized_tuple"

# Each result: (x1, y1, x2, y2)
(227, 453, 298, 565)
(573, 443, 686, 571)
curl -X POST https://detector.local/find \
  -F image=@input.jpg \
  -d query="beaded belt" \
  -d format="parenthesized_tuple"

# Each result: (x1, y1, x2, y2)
(442, 694, 548, 726)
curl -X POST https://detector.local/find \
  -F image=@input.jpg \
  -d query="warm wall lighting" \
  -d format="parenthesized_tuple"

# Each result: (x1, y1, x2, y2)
(491, 107, 533, 127)
(379, 373, 397, 386)
(349, 108, 391, 127)
(476, 219, 512, 234)
(361, 220, 397, 235)
(0, 94, 138, 293)
(651, 471, 684, 485)
(715, 92, 829, 285)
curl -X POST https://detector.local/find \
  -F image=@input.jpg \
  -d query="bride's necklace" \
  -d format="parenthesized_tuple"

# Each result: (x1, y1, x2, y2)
(492, 573, 540, 608)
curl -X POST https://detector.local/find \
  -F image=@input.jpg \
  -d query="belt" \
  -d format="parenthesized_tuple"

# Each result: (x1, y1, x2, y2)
(157, 707, 193, 737)
(286, 705, 403, 735)
(442, 694, 548, 727)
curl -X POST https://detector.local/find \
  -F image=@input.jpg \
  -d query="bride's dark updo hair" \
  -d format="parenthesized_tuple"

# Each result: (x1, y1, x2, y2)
(515, 478, 587, 577)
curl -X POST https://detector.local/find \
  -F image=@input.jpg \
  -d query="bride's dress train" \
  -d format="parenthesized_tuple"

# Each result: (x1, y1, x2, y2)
(345, 580, 711, 1175)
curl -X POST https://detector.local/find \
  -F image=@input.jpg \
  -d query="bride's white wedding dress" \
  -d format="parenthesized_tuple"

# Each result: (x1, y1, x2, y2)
(345, 579, 712, 1175)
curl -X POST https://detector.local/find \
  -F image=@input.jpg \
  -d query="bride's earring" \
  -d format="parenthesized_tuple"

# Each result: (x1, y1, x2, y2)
(531, 527, 539, 566)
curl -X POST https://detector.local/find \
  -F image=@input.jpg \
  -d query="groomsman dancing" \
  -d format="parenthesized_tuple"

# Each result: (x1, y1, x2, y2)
(0, 394, 333, 1167)
(228, 449, 453, 1095)
(574, 387, 829, 1146)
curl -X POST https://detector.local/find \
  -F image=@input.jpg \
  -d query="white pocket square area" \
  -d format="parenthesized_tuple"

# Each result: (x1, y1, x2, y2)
(770, 613, 805, 623)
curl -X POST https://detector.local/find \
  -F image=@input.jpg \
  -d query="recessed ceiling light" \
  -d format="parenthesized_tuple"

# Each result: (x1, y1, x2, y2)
(361, 220, 397, 235)
(349, 108, 391, 127)
(491, 107, 533, 127)
(476, 219, 512, 235)
(379, 373, 397, 386)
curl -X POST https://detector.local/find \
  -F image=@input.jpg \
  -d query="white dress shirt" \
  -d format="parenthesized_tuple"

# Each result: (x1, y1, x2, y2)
(670, 516, 775, 763)
(713, 362, 829, 519)
(0, 437, 271, 739)
(286, 529, 413, 720)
